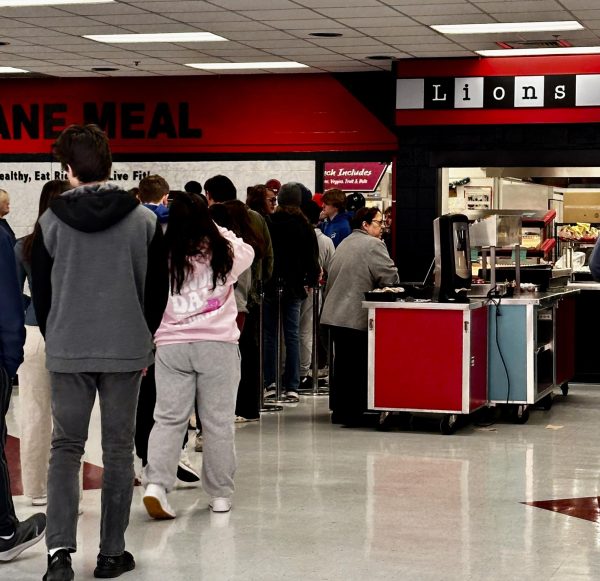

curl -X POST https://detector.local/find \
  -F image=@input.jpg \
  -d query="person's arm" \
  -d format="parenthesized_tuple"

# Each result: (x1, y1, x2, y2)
(369, 240, 400, 287)
(30, 228, 53, 338)
(220, 227, 255, 282)
(144, 221, 169, 336)
(304, 224, 321, 288)
(0, 231, 25, 377)
(261, 219, 274, 283)
(590, 240, 600, 281)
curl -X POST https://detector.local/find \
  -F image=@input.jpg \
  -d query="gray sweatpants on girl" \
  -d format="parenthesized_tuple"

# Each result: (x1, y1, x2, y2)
(143, 341, 241, 498)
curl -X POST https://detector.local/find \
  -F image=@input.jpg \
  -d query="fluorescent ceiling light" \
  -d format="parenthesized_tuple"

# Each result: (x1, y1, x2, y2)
(477, 46, 600, 57)
(0, 66, 28, 72)
(0, 0, 113, 5)
(186, 61, 308, 70)
(84, 32, 227, 44)
(432, 21, 584, 35)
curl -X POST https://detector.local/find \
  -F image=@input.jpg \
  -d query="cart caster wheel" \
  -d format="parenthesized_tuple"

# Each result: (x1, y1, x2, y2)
(540, 394, 553, 411)
(377, 411, 394, 432)
(514, 405, 530, 424)
(440, 414, 459, 435)
(561, 383, 569, 396)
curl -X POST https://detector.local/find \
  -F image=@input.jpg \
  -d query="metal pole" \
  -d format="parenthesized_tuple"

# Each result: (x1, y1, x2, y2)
(271, 278, 288, 404)
(259, 279, 282, 413)
(304, 284, 328, 397)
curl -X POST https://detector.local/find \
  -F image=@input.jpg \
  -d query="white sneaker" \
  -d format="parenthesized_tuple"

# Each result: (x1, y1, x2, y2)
(209, 497, 232, 513)
(235, 415, 259, 423)
(143, 484, 176, 520)
(177, 449, 200, 483)
(31, 495, 47, 507)
(194, 433, 203, 453)
(284, 391, 300, 403)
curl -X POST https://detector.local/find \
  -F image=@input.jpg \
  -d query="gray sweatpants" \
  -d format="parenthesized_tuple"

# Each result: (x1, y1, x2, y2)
(143, 341, 240, 498)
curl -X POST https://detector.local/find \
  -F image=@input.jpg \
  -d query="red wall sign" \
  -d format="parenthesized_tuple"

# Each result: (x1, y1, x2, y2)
(395, 55, 600, 126)
(323, 162, 388, 192)
(0, 75, 397, 155)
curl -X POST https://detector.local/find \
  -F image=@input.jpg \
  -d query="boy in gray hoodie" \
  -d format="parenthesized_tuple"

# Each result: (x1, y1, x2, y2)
(31, 124, 169, 581)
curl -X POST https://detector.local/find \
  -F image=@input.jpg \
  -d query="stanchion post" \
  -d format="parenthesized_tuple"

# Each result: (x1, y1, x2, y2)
(259, 279, 282, 413)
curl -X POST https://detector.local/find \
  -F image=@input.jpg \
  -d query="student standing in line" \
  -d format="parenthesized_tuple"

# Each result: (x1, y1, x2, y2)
(31, 124, 169, 581)
(143, 192, 254, 518)
(14, 179, 70, 507)
(318, 188, 352, 248)
(0, 225, 46, 563)
(0, 189, 15, 245)
(133, 175, 200, 484)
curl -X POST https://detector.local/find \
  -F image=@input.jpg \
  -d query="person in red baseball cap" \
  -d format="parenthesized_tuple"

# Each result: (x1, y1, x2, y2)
(265, 179, 281, 194)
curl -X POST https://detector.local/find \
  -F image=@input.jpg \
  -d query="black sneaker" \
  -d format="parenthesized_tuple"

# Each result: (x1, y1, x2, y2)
(298, 376, 313, 391)
(43, 549, 74, 581)
(0, 512, 46, 562)
(94, 550, 135, 578)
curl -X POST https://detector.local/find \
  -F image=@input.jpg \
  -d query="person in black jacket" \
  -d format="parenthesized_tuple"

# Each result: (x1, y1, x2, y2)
(0, 226, 47, 562)
(264, 182, 320, 402)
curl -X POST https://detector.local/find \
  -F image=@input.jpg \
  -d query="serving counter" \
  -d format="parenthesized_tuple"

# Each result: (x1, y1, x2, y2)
(484, 288, 578, 422)
(362, 299, 488, 434)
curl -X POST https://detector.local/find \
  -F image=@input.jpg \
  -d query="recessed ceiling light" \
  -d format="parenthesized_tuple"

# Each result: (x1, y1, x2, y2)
(309, 32, 343, 38)
(0, 66, 28, 72)
(366, 55, 393, 60)
(0, 0, 113, 5)
(477, 46, 600, 57)
(84, 32, 227, 44)
(432, 21, 584, 35)
(186, 61, 308, 70)
(92, 66, 119, 71)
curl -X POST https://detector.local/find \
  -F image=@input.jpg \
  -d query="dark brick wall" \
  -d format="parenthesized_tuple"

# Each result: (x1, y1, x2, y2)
(395, 123, 600, 281)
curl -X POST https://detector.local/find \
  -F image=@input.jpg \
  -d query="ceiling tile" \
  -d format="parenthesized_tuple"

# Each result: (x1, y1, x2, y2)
(398, 3, 482, 16)
(316, 6, 401, 18)
(336, 16, 420, 27)
(165, 12, 250, 23)
(472, 0, 564, 12)
(414, 14, 495, 25)
(296, 0, 382, 6)
(91, 14, 180, 26)
(238, 9, 320, 20)
(208, 0, 299, 8)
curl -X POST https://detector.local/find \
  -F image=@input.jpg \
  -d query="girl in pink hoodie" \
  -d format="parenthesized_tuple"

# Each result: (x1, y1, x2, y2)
(143, 192, 254, 518)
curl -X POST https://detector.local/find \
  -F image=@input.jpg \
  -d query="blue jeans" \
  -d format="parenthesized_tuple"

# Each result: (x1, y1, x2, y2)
(263, 298, 302, 390)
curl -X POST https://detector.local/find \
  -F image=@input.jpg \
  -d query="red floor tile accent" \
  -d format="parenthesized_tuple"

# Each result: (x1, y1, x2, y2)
(524, 497, 600, 523)
(6, 434, 106, 495)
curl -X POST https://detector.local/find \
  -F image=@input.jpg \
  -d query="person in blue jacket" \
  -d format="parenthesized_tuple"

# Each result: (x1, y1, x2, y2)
(0, 226, 46, 562)
(318, 188, 352, 248)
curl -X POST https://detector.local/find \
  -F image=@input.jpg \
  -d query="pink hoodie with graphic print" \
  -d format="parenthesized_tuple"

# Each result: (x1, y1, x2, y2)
(154, 227, 254, 346)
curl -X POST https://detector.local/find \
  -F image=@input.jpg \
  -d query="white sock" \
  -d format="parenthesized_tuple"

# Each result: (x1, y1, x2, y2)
(49, 547, 69, 557)
(0, 532, 14, 540)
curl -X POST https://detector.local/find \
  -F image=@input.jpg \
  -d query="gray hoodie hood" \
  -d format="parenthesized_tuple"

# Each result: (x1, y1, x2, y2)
(50, 183, 139, 233)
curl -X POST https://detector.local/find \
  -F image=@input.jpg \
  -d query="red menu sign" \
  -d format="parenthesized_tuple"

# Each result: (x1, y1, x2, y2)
(323, 162, 388, 192)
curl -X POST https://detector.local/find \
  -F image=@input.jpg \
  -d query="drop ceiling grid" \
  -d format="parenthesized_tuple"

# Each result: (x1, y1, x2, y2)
(0, 0, 594, 76)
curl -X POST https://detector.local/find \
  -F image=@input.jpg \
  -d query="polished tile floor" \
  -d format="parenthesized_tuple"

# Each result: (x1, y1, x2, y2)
(5, 384, 600, 580)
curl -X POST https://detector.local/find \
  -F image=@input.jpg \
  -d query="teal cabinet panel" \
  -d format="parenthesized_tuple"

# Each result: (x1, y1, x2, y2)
(488, 304, 529, 402)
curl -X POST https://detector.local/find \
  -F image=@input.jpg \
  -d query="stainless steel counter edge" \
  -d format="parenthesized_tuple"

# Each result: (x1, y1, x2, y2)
(480, 287, 580, 305)
(362, 300, 486, 310)
(568, 282, 600, 291)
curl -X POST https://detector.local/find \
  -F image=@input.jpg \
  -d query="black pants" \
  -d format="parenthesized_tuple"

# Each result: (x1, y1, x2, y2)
(235, 305, 260, 420)
(0, 368, 16, 536)
(328, 327, 369, 424)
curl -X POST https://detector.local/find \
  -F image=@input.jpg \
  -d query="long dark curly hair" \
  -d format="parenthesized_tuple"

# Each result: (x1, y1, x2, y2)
(165, 191, 234, 295)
